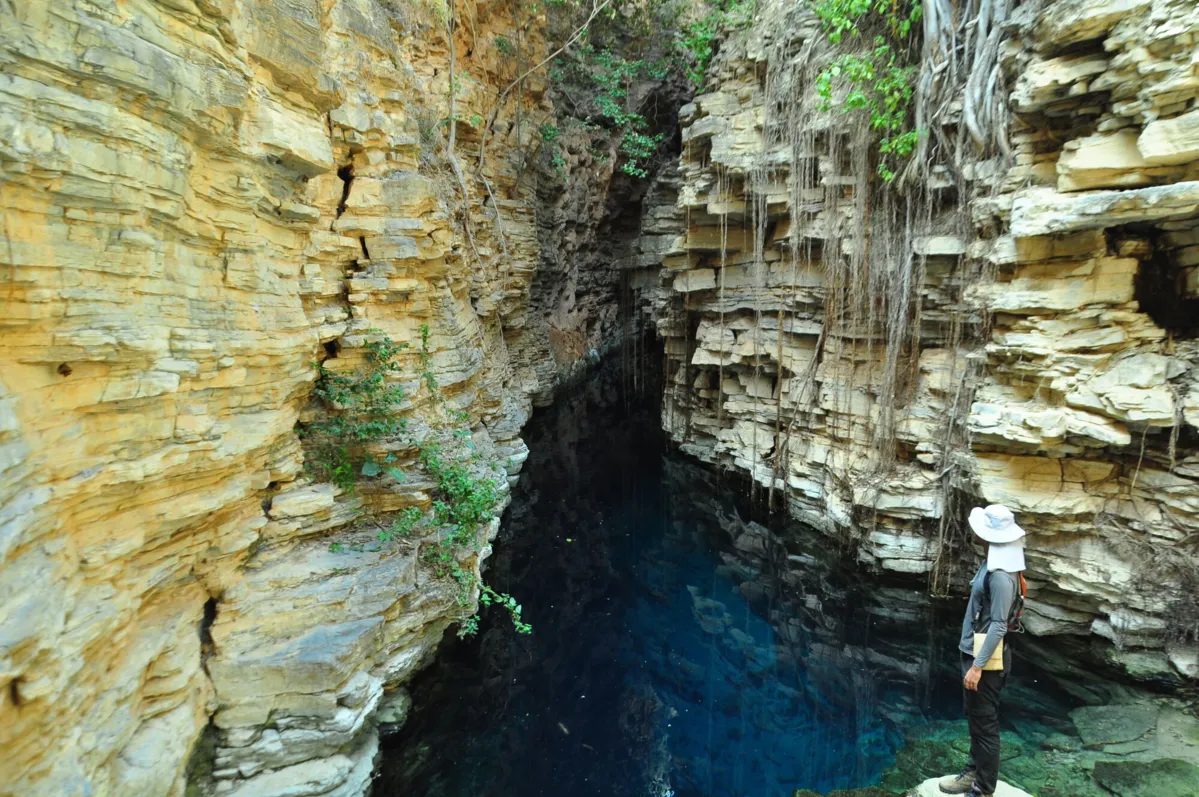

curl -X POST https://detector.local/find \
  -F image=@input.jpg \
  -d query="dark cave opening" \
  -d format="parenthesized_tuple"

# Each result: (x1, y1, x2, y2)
(199, 597, 217, 650)
(1131, 230, 1199, 338)
(335, 164, 354, 219)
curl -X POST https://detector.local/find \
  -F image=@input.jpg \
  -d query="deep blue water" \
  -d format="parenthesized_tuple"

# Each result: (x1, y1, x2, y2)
(375, 375, 1075, 797)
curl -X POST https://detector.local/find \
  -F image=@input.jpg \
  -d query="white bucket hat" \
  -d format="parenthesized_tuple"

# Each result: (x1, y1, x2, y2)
(968, 504, 1025, 544)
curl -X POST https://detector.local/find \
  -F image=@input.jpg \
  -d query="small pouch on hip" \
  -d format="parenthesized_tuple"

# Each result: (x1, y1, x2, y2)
(972, 633, 1004, 671)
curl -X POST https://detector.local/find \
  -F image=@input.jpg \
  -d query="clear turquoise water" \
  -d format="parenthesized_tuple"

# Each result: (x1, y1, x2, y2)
(376, 379, 1084, 797)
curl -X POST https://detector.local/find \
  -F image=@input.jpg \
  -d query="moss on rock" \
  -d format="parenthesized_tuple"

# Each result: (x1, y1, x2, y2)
(879, 739, 966, 792)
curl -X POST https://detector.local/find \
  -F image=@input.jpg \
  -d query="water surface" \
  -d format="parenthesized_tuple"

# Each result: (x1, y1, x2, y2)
(376, 375, 1083, 797)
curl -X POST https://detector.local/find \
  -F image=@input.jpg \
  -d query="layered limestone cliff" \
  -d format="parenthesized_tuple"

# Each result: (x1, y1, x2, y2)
(655, 0, 1199, 683)
(0, 0, 662, 795)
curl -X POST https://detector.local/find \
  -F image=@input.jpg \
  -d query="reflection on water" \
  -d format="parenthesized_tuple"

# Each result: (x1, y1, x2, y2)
(374, 374, 1152, 797)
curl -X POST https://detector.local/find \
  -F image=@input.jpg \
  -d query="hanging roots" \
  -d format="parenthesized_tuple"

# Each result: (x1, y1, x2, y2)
(708, 0, 1010, 573)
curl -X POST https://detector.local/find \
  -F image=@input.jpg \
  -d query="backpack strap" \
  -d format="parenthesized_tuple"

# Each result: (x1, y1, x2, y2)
(984, 570, 1027, 632)
(1014, 572, 1028, 632)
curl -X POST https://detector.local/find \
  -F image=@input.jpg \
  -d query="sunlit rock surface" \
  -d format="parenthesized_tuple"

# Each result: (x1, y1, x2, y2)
(0, 0, 670, 794)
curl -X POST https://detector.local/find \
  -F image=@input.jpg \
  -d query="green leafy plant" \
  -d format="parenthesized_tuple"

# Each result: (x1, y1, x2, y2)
(495, 35, 513, 55)
(810, 0, 923, 181)
(679, 13, 718, 88)
(309, 327, 530, 637)
(411, 406, 529, 638)
(811, 0, 921, 43)
(458, 585, 532, 637)
(378, 506, 423, 542)
(540, 122, 567, 177)
(678, 0, 755, 89)
(303, 335, 409, 490)
(620, 130, 665, 178)
(421, 441, 499, 532)
(547, 45, 672, 180)
(417, 323, 438, 394)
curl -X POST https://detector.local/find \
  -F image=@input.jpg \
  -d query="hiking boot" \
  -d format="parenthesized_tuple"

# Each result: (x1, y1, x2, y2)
(937, 770, 977, 794)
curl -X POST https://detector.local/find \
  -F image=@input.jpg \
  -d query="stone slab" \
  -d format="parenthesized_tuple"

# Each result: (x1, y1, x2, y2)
(908, 777, 1032, 797)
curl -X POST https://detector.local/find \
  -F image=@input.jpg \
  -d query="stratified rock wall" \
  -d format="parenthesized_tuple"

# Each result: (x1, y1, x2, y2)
(655, 0, 1199, 683)
(0, 0, 644, 794)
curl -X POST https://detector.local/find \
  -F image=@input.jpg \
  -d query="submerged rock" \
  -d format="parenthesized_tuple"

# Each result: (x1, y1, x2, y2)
(1092, 758, 1199, 797)
(880, 739, 966, 792)
(793, 787, 893, 797)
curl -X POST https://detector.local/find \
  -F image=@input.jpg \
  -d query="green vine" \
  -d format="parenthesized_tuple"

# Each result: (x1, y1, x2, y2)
(310, 328, 530, 638)
(415, 430, 529, 639)
(810, 0, 923, 181)
(458, 586, 532, 637)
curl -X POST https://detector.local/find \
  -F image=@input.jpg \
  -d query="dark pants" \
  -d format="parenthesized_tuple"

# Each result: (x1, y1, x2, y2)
(961, 653, 1006, 795)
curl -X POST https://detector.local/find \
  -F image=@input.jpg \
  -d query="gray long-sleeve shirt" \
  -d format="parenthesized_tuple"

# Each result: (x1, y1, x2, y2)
(958, 562, 1017, 669)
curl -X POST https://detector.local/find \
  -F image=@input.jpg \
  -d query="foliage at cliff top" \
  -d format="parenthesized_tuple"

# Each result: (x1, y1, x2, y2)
(679, 0, 754, 88)
(811, 0, 923, 181)
(524, 0, 752, 181)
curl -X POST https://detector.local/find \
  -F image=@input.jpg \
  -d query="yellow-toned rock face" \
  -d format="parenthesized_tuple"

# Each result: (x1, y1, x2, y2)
(656, 0, 1199, 685)
(0, 0, 594, 794)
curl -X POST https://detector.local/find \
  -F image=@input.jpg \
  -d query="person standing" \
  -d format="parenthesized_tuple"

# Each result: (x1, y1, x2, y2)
(939, 504, 1027, 797)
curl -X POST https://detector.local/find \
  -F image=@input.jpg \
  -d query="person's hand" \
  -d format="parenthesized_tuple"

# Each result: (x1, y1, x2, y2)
(964, 665, 982, 691)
